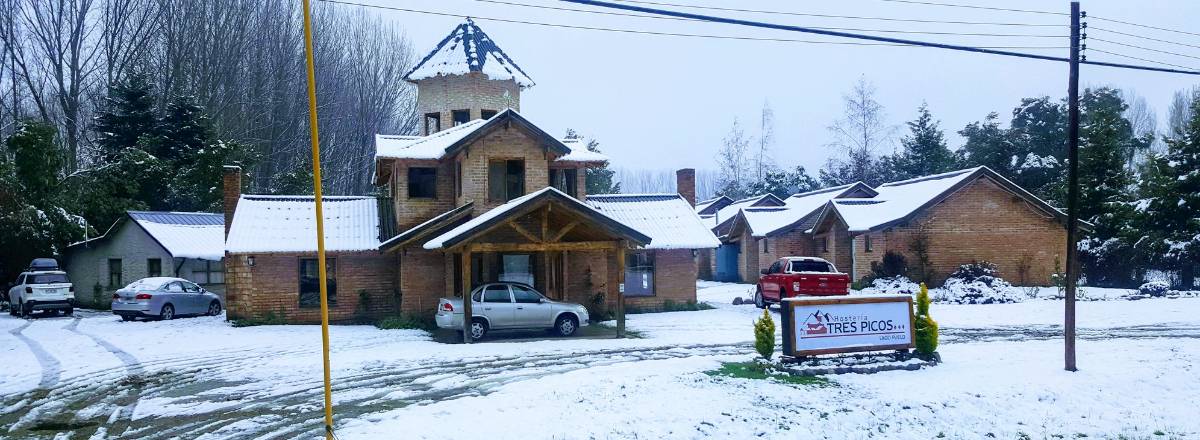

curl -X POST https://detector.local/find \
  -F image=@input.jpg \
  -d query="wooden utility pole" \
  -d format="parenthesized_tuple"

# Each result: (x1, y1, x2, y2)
(1064, 1, 1082, 372)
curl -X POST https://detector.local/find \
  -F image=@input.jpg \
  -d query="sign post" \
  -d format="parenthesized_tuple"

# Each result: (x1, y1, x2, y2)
(781, 295, 915, 358)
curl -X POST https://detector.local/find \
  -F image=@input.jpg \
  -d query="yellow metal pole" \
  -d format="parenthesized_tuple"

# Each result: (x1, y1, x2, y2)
(300, 1, 335, 438)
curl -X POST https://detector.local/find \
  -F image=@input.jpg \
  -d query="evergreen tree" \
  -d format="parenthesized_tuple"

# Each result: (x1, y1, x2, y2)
(1139, 90, 1200, 288)
(565, 129, 619, 195)
(1076, 88, 1139, 287)
(8, 122, 64, 202)
(1007, 97, 1067, 203)
(158, 95, 212, 163)
(93, 74, 160, 162)
(889, 103, 955, 179)
(957, 112, 1016, 176)
(746, 166, 818, 199)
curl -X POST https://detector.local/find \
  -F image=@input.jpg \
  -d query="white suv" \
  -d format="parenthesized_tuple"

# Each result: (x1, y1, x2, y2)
(7, 260, 75, 317)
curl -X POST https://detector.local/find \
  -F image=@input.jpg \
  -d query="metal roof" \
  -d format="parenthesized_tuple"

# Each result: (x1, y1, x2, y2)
(127, 211, 223, 226)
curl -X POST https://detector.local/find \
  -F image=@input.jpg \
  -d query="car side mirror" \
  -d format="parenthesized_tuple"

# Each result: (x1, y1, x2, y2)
(538, 298, 546, 304)
(760, 269, 769, 275)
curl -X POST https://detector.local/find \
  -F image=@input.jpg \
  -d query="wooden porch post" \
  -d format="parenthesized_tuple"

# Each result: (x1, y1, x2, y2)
(462, 248, 473, 344)
(616, 240, 626, 338)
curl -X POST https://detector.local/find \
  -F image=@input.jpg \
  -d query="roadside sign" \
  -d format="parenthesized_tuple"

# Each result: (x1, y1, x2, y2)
(781, 295, 915, 357)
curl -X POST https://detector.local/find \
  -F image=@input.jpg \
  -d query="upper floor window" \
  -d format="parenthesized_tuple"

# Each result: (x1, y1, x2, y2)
(481, 109, 498, 120)
(488, 159, 525, 202)
(424, 112, 441, 134)
(549, 168, 577, 197)
(452, 109, 470, 126)
(864, 234, 874, 252)
(408, 167, 437, 198)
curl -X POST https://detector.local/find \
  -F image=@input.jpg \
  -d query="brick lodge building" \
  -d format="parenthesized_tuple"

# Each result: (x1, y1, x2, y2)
(700, 167, 1072, 286)
(222, 20, 719, 323)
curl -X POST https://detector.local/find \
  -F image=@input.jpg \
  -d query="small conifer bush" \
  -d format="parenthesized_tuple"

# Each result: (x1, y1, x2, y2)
(914, 282, 939, 358)
(754, 308, 775, 360)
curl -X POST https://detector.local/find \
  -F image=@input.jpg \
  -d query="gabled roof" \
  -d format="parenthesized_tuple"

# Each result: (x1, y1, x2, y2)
(695, 195, 733, 216)
(404, 18, 534, 87)
(374, 109, 584, 162)
(812, 166, 1071, 234)
(423, 187, 650, 250)
(226, 195, 381, 254)
(69, 211, 225, 261)
(379, 202, 475, 252)
(705, 193, 787, 234)
(586, 194, 720, 249)
(730, 182, 877, 238)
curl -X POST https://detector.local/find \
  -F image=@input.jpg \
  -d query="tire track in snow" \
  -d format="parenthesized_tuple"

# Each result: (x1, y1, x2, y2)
(9, 320, 61, 389)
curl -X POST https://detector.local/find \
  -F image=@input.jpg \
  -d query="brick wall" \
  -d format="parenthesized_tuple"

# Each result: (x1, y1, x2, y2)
(391, 160, 457, 231)
(225, 252, 398, 323)
(223, 166, 240, 238)
(456, 127, 551, 211)
(415, 73, 521, 135)
(397, 248, 447, 315)
(623, 249, 698, 310)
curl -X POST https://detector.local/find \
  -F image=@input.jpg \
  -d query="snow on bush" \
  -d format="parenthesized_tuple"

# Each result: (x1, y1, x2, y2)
(867, 276, 920, 295)
(1138, 281, 1171, 297)
(935, 262, 1025, 305)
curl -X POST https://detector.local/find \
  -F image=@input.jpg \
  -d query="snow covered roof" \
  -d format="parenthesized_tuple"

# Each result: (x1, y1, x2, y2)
(733, 182, 876, 238)
(695, 196, 732, 216)
(226, 195, 381, 254)
(423, 187, 649, 250)
(374, 109, 590, 162)
(815, 166, 1069, 233)
(586, 194, 721, 249)
(705, 193, 786, 232)
(405, 18, 535, 88)
(130, 212, 226, 261)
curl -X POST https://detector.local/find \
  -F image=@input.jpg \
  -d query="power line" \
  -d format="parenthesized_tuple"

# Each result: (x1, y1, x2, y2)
(601, 0, 1063, 27)
(559, 0, 1200, 75)
(1089, 48, 1200, 72)
(475, 0, 1068, 38)
(316, 0, 1066, 49)
(1090, 37, 1200, 62)
(1090, 26, 1200, 51)
(869, 0, 1065, 16)
(1091, 15, 1200, 39)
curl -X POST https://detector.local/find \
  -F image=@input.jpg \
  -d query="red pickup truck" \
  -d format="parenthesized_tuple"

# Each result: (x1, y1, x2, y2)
(754, 257, 851, 308)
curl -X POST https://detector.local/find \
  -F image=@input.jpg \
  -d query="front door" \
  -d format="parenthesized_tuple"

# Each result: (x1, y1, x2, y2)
(478, 284, 516, 328)
(716, 243, 741, 282)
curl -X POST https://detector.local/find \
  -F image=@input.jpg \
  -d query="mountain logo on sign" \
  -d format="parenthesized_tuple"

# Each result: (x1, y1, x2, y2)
(804, 310, 830, 335)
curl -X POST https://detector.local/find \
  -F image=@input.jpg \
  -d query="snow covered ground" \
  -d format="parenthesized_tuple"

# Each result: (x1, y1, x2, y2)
(1, 282, 1198, 439)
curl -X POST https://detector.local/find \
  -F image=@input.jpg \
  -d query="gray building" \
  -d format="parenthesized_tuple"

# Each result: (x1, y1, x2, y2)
(64, 211, 225, 308)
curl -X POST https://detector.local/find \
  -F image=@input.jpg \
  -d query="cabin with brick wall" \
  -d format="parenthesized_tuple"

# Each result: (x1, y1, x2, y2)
(222, 19, 718, 324)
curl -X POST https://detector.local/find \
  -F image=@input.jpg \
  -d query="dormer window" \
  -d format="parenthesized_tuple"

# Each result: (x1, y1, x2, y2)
(481, 109, 497, 119)
(424, 113, 441, 134)
(452, 109, 470, 126)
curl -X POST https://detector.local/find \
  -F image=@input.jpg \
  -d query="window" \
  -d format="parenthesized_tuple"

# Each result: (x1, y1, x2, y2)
(820, 236, 830, 253)
(767, 261, 782, 274)
(762, 238, 769, 254)
(192, 260, 223, 285)
(165, 281, 185, 292)
(488, 159, 525, 202)
(482, 285, 511, 303)
(299, 258, 337, 308)
(864, 235, 874, 252)
(790, 260, 833, 273)
(454, 161, 463, 197)
(108, 259, 123, 287)
(624, 251, 655, 297)
(549, 168, 578, 197)
(408, 167, 437, 198)
(511, 284, 543, 304)
(147, 258, 162, 277)
(424, 112, 441, 134)
(182, 281, 201, 293)
(29, 273, 69, 284)
(452, 109, 471, 126)
(499, 254, 534, 286)
(481, 109, 498, 119)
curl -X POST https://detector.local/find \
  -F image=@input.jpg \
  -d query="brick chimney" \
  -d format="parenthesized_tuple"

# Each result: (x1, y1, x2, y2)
(223, 166, 241, 238)
(676, 168, 696, 207)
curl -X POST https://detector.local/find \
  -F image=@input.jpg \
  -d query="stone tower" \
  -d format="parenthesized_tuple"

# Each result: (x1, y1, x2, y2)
(405, 19, 535, 135)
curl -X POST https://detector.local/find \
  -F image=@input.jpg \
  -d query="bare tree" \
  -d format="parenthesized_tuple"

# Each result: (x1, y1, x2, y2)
(715, 117, 752, 198)
(755, 99, 775, 182)
(1121, 88, 1157, 167)
(820, 76, 895, 186)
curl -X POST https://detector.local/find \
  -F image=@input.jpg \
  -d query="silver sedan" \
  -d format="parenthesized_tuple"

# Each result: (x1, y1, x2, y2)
(111, 277, 223, 321)
(436, 282, 589, 340)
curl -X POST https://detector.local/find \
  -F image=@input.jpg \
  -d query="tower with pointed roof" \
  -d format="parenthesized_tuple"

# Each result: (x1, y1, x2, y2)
(406, 19, 535, 135)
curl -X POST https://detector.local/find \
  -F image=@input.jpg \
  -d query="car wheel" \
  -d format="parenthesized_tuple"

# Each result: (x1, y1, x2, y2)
(159, 304, 175, 321)
(63, 308, 73, 317)
(754, 289, 765, 309)
(468, 318, 488, 341)
(555, 315, 578, 337)
(20, 301, 32, 318)
(120, 315, 136, 322)
(207, 301, 222, 316)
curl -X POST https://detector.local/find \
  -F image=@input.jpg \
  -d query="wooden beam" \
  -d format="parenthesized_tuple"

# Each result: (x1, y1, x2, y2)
(616, 240, 626, 338)
(540, 206, 550, 241)
(469, 241, 619, 253)
(549, 220, 580, 243)
(462, 250, 473, 344)
(508, 221, 542, 243)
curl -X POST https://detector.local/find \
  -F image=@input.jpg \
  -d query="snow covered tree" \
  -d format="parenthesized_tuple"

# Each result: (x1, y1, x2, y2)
(1007, 97, 1067, 203)
(745, 166, 818, 199)
(888, 103, 955, 180)
(8, 121, 64, 202)
(1137, 89, 1200, 288)
(957, 112, 1015, 176)
(93, 74, 160, 162)
(715, 118, 753, 199)
(1076, 88, 1140, 287)
(820, 77, 895, 187)
(565, 129, 619, 195)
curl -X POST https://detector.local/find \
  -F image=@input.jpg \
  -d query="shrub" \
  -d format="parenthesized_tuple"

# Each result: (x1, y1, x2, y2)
(753, 308, 775, 360)
(907, 227, 936, 283)
(938, 261, 1023, 304)
(583, 291, 611, 323)
(1138, 281, 1170, 297)
(375, 314, 436, 331)
(870, 251, 909, 279)
(914, 283, 939, 358)
(869, 276, 920, 295)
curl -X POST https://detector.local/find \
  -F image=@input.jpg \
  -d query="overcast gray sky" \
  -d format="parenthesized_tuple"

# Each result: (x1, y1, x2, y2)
(350, 0, 1200, 174)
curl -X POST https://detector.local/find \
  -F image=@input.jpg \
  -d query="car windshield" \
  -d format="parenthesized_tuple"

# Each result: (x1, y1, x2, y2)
(790, 261, 832, 273)
(28, 273, 69, 284)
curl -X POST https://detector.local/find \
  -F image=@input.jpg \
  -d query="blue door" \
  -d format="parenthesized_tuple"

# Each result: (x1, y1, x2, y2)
(716, 243, 741, 282)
